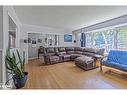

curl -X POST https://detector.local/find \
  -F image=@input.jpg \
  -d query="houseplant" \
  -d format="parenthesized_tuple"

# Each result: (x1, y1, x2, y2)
(5, 49, 28, 89)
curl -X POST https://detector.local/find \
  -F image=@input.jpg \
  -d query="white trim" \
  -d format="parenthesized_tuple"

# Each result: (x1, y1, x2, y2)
(28, 57, 38, 60)
(23, 24, 70, 33)
(2, 6, 21, 85)
(84, 22, 127, 34)
(26, 31, 62, 62)
(27, 31, 66, 35)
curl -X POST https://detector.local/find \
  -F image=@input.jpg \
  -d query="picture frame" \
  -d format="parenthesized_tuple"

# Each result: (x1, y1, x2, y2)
(64, 34, 72, 42)
(31, 39, 37, 47)
(38, 39, 42, 43)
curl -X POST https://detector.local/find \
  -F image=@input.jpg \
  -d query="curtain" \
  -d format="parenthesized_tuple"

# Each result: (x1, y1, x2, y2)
(81, 33, 86, 47)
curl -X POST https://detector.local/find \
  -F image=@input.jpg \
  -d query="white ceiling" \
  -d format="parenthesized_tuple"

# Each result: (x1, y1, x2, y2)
(13, 6, 127, 31)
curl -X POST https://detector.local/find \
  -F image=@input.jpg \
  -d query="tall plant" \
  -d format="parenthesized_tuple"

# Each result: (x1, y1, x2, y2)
(5, 49, 25, 79)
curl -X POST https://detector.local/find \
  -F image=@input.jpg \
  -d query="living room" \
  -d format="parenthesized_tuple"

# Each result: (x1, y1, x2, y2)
(1, 3, 127, 94)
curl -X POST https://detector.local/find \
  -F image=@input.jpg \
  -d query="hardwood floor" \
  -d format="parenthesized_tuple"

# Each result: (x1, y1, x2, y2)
(23, 59, 127, 89)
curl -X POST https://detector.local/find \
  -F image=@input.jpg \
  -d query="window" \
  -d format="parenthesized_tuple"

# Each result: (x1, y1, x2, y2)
(8, 16, 16, 48)
(85, 25, 127, 53)
(92, 31, 105, 48)
(86, 33, 93, 47)
(101, 30, 114, 52)
(116, 27, 127, 50)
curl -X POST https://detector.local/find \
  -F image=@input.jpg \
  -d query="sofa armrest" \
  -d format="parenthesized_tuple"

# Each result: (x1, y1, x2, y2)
(101, 56, 107, 64)
(99, 56, 107, 71)
(102, 56, 107, 60)
(43, 54, 50, 58)
(55, 52, 60, 56)
(43, 54, 51, 64)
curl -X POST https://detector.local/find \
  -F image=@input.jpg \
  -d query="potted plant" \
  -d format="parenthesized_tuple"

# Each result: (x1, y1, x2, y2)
(5, 49, 28, 89)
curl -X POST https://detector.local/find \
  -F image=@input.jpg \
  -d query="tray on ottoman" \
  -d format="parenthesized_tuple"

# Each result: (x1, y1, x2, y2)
(75, 56, 96, 70)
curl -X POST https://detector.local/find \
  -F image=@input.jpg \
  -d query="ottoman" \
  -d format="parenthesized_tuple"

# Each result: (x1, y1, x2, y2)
(75, 56, 96, 70)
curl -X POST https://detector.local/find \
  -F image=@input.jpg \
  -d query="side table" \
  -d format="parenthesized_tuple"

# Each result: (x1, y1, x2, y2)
(94, 55, 105, 71)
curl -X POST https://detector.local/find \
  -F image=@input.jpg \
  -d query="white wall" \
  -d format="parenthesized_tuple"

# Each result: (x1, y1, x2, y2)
(73, 32, 81, 47)
(20, 24, 74, 62)
(0, 6, 3, 83)
(73, 29, 81, 47)
(28, 33, 45, 59)
(2, 6, 21, 84)
(0, 6, 3, 50)
(0, 51, 2, 83)
(1, 6, 74, 83)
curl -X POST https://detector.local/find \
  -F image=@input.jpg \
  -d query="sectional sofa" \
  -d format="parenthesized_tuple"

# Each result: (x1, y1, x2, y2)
(43, 47, 105, 65)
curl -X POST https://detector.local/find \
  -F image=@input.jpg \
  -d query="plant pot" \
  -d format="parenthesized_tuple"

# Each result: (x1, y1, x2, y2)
(13, 72, 28, 89)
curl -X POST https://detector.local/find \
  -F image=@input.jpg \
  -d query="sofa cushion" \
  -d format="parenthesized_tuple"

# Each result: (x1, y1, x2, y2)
(46, 48, 55, 53)
(107, 50, 127, 65)
(59, 52, 66, 55)
(50, 56, 59, 62)
(75, 51, 83, 54)
(67, 51, 75, 54)
(71, 54, 84, 57)
(66, 47, 75, 54)
(74, 47, 83, 51)
(66, 47, 74, 51)
(63, 54, 71, 58)
(102, 60, 127, 72)
(83, 48, 98, 53)
(83, 48, 105, 55)
(58, 47, 66, 52)
(75, 56, 93, 63)
(74, 47, 83, 54)
(83, 52, 102, 58)
(46, 53, 55, 56)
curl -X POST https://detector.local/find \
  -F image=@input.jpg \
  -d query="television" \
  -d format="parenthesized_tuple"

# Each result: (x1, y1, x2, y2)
(64, 34, 72, 42)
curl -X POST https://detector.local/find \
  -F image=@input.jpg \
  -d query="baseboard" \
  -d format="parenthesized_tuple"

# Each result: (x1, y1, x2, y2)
(28, 57, 38, 60)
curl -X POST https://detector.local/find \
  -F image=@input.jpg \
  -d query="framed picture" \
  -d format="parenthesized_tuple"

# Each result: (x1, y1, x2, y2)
(64, 34, 72, 42)
(31, 39, 37, 47)
(38, 39, 42, 43)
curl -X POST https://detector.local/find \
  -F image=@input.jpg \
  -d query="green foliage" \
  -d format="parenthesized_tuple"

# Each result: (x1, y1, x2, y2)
(117, 27, 127, 47)
(5, 49, 26, 79)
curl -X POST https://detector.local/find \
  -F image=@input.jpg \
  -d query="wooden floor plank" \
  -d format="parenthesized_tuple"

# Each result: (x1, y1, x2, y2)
(23, 59, 127, 89)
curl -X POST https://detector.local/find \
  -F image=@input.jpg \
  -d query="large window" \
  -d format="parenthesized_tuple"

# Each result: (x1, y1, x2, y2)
(116, 27, 127, 50)
(85, 26, 127, 52)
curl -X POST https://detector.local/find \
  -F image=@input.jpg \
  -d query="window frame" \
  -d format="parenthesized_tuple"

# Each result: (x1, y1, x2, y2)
(84, 23, 127, 53)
